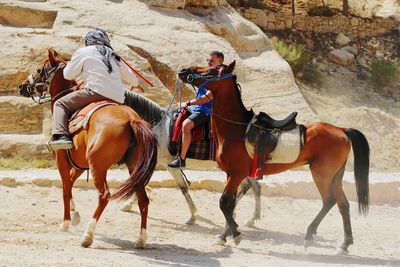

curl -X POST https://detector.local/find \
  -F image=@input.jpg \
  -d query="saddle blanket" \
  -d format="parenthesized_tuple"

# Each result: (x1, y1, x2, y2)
(68, 100, 117, 134)
(245, 125, 303, 164)
(168, 107, 215, 160)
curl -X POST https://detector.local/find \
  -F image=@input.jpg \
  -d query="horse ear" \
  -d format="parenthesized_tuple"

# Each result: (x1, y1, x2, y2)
(225, 60, 236, 74)
(48, 48, 60, 66)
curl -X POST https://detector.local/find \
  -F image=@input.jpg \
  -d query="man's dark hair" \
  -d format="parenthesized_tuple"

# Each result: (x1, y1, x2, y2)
(209, 50, 224, 59)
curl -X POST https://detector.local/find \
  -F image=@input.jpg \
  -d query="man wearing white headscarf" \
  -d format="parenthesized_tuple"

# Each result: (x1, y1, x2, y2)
(50, 28, 141, 150)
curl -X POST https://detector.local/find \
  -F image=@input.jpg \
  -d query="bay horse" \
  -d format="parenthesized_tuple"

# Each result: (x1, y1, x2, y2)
(119, 89, 262, 227)
(177, 62, 370, 255)
(18, 49, 158, 248)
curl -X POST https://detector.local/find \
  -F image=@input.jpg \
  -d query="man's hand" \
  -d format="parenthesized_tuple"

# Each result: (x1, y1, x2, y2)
(131, 85, 144, 93)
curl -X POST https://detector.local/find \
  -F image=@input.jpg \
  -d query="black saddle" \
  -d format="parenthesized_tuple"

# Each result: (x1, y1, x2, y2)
(255, 112, 297, 131)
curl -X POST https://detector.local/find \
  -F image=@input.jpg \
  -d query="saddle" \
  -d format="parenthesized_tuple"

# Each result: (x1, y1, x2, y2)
(245, 112, 301, 180)
(168, 108, 215, 160)
(68, 100, 117, 134)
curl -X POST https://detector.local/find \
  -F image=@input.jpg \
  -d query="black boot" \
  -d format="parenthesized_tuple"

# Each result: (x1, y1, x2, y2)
(168, 157, 186, 168)
(49, 134, 73, 150)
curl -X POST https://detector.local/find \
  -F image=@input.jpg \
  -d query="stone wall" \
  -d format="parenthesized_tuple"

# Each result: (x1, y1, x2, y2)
(239, 7, 399, 38)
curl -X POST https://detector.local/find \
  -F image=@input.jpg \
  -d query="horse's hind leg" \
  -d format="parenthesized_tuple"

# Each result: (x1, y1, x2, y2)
(135, 185, 149, 249)
(332, 165, 353, 255)
(81, 167, 109, 248)
(168, 167, 197, 225)
(242, 178, 261, 227)
(305, 163, 346, 250)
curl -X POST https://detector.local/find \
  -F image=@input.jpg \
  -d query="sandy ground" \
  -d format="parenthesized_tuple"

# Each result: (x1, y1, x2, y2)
(0, 184, 399, 266)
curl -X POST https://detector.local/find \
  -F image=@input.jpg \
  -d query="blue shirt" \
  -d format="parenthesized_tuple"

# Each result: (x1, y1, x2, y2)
(189, 86, 212, 116)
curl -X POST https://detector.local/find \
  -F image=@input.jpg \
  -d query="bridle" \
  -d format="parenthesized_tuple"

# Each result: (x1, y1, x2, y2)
(25, 62, 68, 104)
(185, 70, 249, 126)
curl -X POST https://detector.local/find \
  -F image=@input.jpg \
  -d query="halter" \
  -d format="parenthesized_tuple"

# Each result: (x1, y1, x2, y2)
(26, 62, 67, 104)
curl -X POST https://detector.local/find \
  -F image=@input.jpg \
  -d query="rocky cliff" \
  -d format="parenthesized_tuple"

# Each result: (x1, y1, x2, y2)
(0, 0, 398, 171)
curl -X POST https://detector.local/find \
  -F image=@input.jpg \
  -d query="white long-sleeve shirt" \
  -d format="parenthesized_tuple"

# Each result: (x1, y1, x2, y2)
(63, 45, 139, 103)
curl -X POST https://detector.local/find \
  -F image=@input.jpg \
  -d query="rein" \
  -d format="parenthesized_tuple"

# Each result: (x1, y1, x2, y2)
(189, 73, 249, 127)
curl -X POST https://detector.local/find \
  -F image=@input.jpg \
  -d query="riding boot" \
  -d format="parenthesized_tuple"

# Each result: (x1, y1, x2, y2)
(168, 157, 186, 168)
(49, 134, 73, 150)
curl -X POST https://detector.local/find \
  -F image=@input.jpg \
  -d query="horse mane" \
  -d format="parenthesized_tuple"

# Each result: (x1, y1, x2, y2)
(124, 91, 165, 125)
(232, 76, 254, 123)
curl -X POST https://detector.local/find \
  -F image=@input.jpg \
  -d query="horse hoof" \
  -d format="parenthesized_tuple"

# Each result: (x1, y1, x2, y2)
(135, 239, 146, 249)
(244, 218, 255, 227)
(304, 239, 314, 248)
(120, 201, 133, 212)
(81, 234, 93, 248)
(71, 211, 81, 226)
(59, 221, 70, 232)
(233, 234, 242, 246)
(336, 247, 349, 255)
(185, 216, 196, 225)
(215, 237, 227, 246)
(135, 229, 147, 249)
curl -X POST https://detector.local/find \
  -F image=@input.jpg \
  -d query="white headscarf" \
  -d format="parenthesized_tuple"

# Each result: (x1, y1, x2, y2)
(84, 28, 120, 73)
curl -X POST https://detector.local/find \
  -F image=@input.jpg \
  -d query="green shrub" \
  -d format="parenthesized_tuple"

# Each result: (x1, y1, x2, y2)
(271, 37, 322, 83)
(369, 59, 400, 89)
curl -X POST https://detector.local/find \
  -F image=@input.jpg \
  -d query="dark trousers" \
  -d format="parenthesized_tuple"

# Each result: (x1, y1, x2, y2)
(52, 88, 109, 135)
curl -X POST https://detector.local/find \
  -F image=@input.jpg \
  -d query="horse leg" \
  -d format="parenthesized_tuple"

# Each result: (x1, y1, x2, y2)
(169, 167, 197, 225)
(332, 165, 353, 255)
(56, 152, 83, 231)
(120, 194, 138, 212)
(305, 164, 346, 250)
(135, 185, 149, 249)
(218, 175, 243, 246)
(81, 167, 109, 248)
(243, 178, 261, 227)
(70, 168, 84, 226)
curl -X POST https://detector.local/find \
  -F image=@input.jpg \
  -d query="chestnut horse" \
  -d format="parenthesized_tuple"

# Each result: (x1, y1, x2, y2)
(178, 62, 370, 254)
(18, 49, 158, 248)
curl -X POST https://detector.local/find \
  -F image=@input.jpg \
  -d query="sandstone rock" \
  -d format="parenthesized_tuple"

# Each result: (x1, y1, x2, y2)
(0, 3, 57, 28)
(328, 49, 354, 65)
(148, 0, 226, 9)
(335, 33, 351, 46)
(147, 0, 185, 9)
(342, 45, 358, 55)
(0, 96, 45, 134)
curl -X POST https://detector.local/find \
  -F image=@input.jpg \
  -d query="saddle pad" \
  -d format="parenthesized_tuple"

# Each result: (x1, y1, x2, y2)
(245, 125, 301, 164)
(68, 100, 117, 134)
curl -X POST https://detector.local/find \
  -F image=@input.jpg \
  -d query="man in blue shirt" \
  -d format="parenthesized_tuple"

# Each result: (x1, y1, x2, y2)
(168, 51, 224, 168)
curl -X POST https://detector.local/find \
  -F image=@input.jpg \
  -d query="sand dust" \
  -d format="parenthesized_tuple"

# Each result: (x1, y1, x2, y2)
(0, 185, 399, 266)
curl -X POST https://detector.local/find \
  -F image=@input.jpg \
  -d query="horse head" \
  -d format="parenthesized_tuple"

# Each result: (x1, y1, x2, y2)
(18, 49, 73, 103)
(178, 61, 236, 88)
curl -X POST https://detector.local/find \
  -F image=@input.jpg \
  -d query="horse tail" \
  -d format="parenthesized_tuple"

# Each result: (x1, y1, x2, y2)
(344, 128, 370, 215)
(111, 119, 158, 201)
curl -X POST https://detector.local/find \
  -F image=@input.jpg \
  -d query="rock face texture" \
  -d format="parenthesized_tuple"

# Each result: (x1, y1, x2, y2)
(0, 0, 398, 171)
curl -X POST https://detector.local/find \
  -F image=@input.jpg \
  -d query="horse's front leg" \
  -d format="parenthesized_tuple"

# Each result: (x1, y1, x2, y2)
(218, 175, 244, 246)
(56, 151, 83, 232)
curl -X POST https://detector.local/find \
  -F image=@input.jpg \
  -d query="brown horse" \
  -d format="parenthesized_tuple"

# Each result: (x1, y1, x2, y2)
(18, 49, 158, 248)
(178, 62, 370, 254)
